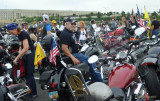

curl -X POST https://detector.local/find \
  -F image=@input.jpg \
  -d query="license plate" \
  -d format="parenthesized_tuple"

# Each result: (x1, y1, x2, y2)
(49, 91, 58, 99)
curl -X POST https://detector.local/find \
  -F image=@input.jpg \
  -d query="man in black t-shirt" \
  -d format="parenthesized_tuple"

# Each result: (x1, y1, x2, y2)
(151, 16, 160, 36)
(60, 17, 103, 82)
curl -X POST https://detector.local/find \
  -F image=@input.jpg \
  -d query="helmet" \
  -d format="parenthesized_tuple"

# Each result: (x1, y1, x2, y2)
(28, 25, 36, 30)
(42, 14, 49, 21)
(87, 82, 113, 101)
(41, 35, 54, 52)
(91, 19, 95, 24)
(52, 20, 56, 24)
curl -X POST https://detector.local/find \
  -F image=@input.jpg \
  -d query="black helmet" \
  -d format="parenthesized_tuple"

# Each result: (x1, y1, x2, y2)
(41, 35, 54, 52)
(28, 25, 36, 30)
(91, 19, 95, 24)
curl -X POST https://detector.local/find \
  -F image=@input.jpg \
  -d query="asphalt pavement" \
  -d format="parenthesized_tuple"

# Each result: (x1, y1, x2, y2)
(33, 71, 51, 101)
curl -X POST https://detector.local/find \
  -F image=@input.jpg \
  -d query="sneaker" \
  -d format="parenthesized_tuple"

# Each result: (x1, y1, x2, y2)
(31, 95, 38, 100)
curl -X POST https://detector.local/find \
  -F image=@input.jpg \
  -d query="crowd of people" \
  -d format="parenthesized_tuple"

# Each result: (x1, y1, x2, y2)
(1, 13, 160, 100)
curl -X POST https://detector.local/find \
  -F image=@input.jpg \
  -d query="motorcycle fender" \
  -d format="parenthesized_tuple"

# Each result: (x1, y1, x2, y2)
(139, 58, 157, 77)
(39, 70, 54, 90)
(7, 84, 30, 96)
(140, 58, 157, 67)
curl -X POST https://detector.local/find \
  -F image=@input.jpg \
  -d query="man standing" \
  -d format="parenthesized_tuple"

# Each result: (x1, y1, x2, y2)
(40, 14, 52, 39)
(151, 16, 160, 36)
(60, 17, 103, 82)
(22, 22, 28, 32)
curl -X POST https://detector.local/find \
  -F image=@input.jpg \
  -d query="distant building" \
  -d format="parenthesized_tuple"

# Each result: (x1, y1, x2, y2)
(0, 9, 97, 20)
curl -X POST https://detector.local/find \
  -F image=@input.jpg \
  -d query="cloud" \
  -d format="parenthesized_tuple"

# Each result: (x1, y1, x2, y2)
(0, 0, 159, 13)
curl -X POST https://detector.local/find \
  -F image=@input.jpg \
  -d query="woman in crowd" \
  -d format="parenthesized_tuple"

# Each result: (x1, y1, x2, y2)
(6, 23, 37, 99)
(78, 21, 89, 44)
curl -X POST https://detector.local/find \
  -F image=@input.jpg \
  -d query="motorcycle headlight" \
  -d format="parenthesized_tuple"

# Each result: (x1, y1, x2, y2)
(116, 51, 127, 59)
(4, 63, 12, 69)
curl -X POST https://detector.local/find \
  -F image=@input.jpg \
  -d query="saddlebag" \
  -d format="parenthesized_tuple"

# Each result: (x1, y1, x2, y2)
(39, 70, 54, 90)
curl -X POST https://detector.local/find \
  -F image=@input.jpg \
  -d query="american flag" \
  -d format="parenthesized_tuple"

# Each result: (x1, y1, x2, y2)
(130, 9, 134, 22)
(50, 38, 60, 66)
(104, 30, 111, 48)
(137, 6, 145, 27)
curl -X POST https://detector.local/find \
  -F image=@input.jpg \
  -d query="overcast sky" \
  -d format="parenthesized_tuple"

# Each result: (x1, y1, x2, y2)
(0, 0, 159, 13)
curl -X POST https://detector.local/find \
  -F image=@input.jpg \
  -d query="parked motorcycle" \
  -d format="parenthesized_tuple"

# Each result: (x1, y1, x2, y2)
(135, 32, 160, 99)
(90, 27, 150, 101)
(0, 45, 31, 101)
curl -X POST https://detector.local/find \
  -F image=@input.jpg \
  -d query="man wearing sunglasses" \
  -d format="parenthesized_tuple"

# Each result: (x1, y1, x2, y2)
(60, 17, 103, 82)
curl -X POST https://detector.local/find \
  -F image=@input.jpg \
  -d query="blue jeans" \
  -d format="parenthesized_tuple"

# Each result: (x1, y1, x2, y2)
(73, 53, 103, 82)
(25, 52, 37, 97)
(152, 29, 159, 36)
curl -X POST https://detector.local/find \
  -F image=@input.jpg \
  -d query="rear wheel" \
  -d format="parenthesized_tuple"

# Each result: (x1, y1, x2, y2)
(143, 66, 160, 100)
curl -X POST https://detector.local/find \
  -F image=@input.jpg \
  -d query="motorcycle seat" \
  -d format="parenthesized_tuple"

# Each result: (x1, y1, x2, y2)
(61, 56, 74, 64)
(69, 63, 89, 73)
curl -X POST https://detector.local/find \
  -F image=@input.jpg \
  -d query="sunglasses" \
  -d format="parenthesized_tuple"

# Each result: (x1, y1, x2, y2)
(71, 22, 76, 25)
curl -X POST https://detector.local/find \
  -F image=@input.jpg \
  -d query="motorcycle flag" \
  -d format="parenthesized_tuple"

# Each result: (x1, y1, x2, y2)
(34, 42, 46, 67)
(137, 6, 145, 27)
(50, 37, 60, 66)
(130, 9, 134, 22)
(144, 6, 151, 38)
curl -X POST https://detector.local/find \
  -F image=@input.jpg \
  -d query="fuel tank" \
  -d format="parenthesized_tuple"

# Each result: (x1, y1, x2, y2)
(108, 63, 138, 90)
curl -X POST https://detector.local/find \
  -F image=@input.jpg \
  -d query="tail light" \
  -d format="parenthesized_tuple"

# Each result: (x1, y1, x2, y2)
(49, 82, 57, 90)
(49, 82, 58, 99)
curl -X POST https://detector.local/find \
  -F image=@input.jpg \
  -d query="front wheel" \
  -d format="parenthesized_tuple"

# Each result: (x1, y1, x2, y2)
(143, 66, 160, 100)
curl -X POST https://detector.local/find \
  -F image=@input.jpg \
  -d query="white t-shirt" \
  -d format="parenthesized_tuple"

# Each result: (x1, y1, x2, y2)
(79, 30, 87, 40)
(92, 24, 97, 29)
(59, 25, 65, 31)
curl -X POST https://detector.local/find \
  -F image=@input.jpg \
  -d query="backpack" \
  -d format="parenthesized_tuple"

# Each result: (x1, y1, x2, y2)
(13, 59, 25, 78)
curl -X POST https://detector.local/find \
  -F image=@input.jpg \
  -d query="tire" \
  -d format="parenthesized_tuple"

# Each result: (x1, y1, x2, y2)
(18, 94, 32, 101)
(143, 66, 160, 100)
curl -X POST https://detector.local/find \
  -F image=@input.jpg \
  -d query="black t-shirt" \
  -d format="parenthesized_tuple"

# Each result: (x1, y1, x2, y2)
(60, 28, 79, 53)
(18, 31, 34, 51)
(152, 20, 159, 29)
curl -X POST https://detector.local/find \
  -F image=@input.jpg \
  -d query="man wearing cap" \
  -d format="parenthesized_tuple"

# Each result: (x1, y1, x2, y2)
(22, 22, 28, 32)
(60, 17, 103, 82)
(51, 20, 57, 33)
(40, 14, 52, 39)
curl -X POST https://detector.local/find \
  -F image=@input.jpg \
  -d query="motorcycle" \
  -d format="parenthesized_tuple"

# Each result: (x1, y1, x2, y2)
(135, 31, 160, 99)
(0, 45, 31, 101)
(90, 27, 150, 101)
(39, 35, 126, 101)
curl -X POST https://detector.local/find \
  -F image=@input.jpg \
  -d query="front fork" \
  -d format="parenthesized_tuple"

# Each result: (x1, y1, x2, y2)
(127, 76, 149, 101)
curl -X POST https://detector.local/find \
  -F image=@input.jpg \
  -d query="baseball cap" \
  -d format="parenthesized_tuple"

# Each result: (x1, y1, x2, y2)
(6, 23, 18, 30)
(43, 14, 49, 21)
(65, 17, 77, 23)
(52, 20, 56, 24)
